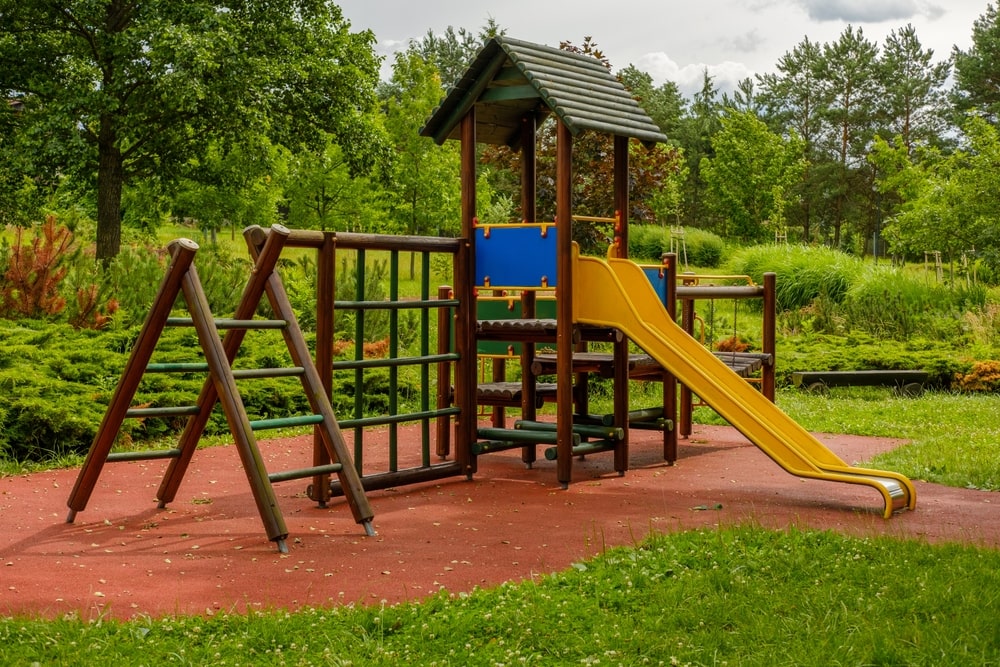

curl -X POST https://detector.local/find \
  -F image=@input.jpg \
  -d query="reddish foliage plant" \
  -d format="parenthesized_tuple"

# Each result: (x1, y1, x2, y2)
(1, 216, 71, 318)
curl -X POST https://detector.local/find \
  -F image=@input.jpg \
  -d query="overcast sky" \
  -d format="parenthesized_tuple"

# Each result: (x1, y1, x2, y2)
(336, 0, 991, 96)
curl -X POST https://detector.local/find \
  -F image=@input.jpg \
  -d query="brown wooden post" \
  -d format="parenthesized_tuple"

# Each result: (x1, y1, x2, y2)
(611, 134, 630, 474)
(763, 272, 776, 402)
(311, 231, 336, 506)
(455, 110, 478, 477)
(556, 120, 574, 487)
(520, 112, 539, 469)
(663, 253, 679, 463)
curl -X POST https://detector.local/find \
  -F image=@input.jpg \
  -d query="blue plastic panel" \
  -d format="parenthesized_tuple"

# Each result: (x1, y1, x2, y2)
(475, 225, 557, 288)
(642, 266, 669, 307)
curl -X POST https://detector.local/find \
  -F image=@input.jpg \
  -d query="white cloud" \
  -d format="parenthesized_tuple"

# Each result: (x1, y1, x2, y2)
(636, 52, 755, 96)
(795, 0, 944, 23)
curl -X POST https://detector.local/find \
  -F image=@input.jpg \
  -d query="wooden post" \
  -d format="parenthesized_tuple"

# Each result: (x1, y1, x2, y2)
(663, 253, 679, 462)
(311, 232, 336, 505)
(456, 110, 478, 477)
(556, 120, 574, 487)
(612, 134, 630, 474)
(763, 272, 776, 402)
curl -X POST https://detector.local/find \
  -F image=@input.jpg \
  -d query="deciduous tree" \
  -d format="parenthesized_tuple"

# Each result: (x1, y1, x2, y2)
(0, 1, 388, 259)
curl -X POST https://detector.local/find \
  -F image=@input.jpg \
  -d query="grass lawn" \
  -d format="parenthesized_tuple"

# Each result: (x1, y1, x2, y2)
(3, 386, 1000, 665)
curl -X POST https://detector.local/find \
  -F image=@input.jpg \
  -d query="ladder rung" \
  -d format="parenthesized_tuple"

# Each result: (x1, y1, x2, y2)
(146, 362, 208, 373)
(107, 448, 183, 462)
(267, 463, 344, 484)
(232, 367, 305, 379)
(126, 406, 200, 418)
(249, 414, 325, 431)
(165, 317, 286, 329)
(143, 364, 304, 379)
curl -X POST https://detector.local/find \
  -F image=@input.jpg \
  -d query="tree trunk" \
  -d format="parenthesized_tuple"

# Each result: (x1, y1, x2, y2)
(96, 115, 124, 261)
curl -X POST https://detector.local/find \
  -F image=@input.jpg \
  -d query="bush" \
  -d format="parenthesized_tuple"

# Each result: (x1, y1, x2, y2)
(627, 224, 726, 268)
(726, 244, 860, 311)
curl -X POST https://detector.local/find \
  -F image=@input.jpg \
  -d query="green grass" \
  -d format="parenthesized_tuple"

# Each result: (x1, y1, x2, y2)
(3, 526, 999, 665)
(778, 387, 1000, 491)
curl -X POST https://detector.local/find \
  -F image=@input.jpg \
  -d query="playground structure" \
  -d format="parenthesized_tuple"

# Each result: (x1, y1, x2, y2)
(67, 37, 914, 549)
(419, 35, 914, 515)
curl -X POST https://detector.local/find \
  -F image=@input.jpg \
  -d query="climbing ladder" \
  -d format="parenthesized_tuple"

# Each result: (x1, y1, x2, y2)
(65, 224, 374, 553)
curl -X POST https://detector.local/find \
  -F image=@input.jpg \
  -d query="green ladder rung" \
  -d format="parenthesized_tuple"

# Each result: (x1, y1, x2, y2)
(145, 362, 209, 373)
(165, 317, 287, 329)
(126, 406, 200, 418)
(267, 463, 344, 484)
(107, 448, 182, 462)
(144, 363, 305, 379)
(249, 414, 324, 431)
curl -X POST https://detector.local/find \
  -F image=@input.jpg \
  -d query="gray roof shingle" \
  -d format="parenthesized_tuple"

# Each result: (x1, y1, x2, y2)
(420, 36, 668, 147)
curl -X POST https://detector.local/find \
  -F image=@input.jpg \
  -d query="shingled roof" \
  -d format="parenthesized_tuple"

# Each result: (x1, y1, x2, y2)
(420, 36, 668, 148)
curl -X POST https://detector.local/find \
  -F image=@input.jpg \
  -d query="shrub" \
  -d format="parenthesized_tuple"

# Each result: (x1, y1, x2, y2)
(627, 224, 726, 268)
(726, 244, 860, 311)
(954, 360, 1000, 392)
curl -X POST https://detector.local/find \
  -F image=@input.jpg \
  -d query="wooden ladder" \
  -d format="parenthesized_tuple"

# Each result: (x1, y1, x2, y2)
(65, 224, 374, 553)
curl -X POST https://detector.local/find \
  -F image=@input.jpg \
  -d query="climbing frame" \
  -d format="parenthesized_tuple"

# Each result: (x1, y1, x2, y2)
(65, 225, 374, 553)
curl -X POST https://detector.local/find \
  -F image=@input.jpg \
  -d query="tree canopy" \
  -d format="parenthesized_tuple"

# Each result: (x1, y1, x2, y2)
(0, 0, 389, 259)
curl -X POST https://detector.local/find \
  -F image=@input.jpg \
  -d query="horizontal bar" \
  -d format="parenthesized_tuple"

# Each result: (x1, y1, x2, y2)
(544, 439, 616, 460)
(281, 228, 463, 253)
(675, 286, 764, 299)
(338, 407, 460, 430)
(249, 414, 325, 430)
(477, 427, 582, 446)
(143, 364, 305, 379)
(334, 299, 460, 310)
(145, 362, 208, 373)
(514, 420, 624, 441)
(328, 462, 465, 496)
(165, 317, 287, 329)
(268, 463, 344, 484)
(232, 367, 305, 379)
(333, 353, 458, 371)
(472, 439, 531, 456)
(126, 406, 200, 418)
(106, 448, 182, 462)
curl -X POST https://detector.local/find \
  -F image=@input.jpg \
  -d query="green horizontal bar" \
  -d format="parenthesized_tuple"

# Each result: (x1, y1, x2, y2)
(126, 406, 200, 418)
(268, 463, 344, 484)
(544, 439, 616, 461)
(165, 317, 286, 329)
(333, 353, 458, 371)
(334, 299, 459, 310)
(338, 407, 459, 430)
(146, 362, 208, 373)
(249, 414, 324, 430)
(143, 364, 305, 379)
(107, 448, 182, 462)
(628, 419, 673, 431)
(471, 440, 529, 456)
(232, 367, 304, 379)
(514, 420, 624, 441)
(477, 427, 581, 446)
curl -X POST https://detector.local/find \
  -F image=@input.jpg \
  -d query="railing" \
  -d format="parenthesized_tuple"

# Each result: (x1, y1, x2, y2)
(246, 227, 469, 499)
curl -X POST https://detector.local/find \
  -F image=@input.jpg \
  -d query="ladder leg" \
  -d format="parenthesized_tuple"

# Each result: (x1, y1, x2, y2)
(66, 240, 198, 521)
(259, 252, 376, 530)
(178, 262, 289, 546)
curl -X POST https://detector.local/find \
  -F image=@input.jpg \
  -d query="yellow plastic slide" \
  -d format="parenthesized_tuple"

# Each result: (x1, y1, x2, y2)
(572, 248, 915, 518)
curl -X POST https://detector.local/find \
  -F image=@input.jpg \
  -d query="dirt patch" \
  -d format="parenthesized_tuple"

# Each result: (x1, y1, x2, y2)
(1, 425, 996, 620)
